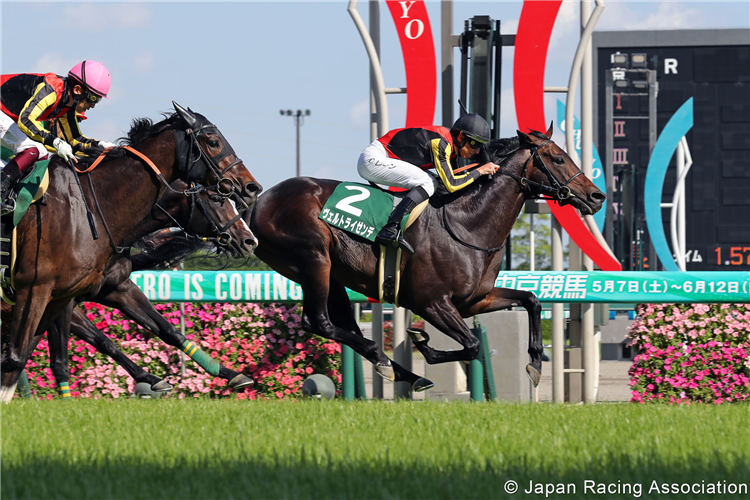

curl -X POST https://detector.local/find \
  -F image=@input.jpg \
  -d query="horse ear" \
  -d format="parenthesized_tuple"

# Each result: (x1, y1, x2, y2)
(173, 101, 197, 129)
(545, 121, 554, 139)
(517, 130, 533, 144)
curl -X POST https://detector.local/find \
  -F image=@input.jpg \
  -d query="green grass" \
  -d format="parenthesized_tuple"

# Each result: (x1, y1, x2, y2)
(2, 400, 748, 499)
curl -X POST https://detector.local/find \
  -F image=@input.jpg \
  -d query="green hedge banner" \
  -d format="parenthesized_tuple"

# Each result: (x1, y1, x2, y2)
(129, 271, 750, 304)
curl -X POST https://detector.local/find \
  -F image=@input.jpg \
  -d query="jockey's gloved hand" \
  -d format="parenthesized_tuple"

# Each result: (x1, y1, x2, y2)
(53, 138, 75, 162)
(98, 141, 117, 149)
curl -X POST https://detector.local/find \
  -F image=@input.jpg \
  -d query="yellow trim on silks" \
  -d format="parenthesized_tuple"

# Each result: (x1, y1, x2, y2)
(1, 168, 50, 305)
(431, 139, 474, 193)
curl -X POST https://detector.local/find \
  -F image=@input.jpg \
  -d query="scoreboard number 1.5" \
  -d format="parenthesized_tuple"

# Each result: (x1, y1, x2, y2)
(714, 246, 750, 266)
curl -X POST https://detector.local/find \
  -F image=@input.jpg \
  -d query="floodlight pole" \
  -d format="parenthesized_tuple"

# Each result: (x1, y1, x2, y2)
(280, 109, 311, 177)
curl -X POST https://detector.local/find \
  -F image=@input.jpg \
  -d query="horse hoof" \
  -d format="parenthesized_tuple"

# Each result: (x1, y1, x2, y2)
(406, 328, 429, 344)
(151, 380, 173, 393)
(375, 361, 395, 381)
(410, 377, 434, 392)
(228, 374, 254, 390)
(526, 364, 541, 387)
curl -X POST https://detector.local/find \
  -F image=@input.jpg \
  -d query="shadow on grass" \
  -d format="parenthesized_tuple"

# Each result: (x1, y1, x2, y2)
(3, 459, 748, 499)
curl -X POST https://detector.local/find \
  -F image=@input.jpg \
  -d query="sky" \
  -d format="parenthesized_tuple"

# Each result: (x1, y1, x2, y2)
(1, 1, 748, 192)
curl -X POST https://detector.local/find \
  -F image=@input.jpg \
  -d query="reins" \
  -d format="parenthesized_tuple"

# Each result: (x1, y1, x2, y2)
(442, 205, 505, 254)
(71, 130, 244, 252)
(153, 189, 243, 248)
(461, 140, 584, 202)
(441, 137, 583, 253)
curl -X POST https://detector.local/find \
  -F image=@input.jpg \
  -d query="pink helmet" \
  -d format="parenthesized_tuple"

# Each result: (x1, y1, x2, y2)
(68, 60, 111, 98)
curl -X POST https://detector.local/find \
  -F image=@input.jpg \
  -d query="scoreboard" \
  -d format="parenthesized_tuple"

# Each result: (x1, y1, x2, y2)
(593, 29, 750, 271)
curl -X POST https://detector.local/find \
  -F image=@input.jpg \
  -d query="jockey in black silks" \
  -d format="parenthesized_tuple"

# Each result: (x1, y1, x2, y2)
(357, 113, 499, 253)
(1, 60, 116, 214)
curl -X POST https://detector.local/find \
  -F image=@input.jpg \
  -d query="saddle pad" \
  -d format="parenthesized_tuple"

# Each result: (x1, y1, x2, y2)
(319, 182, 405, 242)
(13, 160, 51, 226)
(1, 161, 50, 304)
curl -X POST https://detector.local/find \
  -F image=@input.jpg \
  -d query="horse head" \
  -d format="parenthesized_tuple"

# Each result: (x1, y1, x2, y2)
(172, 102, 263, 209)
(160, 179, 257, 257)
(515, 123, 605, 215)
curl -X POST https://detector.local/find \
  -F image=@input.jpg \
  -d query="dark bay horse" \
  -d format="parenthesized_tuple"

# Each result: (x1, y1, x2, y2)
(9, 179, 259, 396)
(1, 103, 261, 401)
(248, 126, 604, 391)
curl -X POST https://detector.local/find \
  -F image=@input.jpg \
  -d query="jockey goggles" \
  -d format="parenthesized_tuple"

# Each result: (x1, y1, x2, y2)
(84, 89, 103, 104)
(464, 135, 488, 150)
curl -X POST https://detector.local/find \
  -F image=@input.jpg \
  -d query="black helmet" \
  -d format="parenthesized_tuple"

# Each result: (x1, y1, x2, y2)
(451, 113, 491, 144)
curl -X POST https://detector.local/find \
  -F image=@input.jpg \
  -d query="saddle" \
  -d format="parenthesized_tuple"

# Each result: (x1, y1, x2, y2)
(317, 182, 429, 305)
(1, 161, 50, 304)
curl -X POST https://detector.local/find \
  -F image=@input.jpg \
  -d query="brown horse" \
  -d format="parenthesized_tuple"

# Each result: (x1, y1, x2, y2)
(0, 103, 261, 400)
(11, 179, 259, 396)
(248, 126, 604, 391)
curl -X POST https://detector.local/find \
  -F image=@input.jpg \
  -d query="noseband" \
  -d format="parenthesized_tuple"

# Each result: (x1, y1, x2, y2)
(155, 185, 245, 249)
(495, 140, 583, 202)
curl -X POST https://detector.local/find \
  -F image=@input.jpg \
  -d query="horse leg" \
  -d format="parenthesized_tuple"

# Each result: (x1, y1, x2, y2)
(458, 288, 543, 387)
(0, 285, 52, 372)
(0, 336, 42, 403)
(325, 281, 433, 392)
(47, 303, 74, 399)
(70, 306, 173, 392)
(1, 333, 43, 400)
(96, 279, 252, 390)
(405, 297, 482, 367)
(297, 266, 395, 381)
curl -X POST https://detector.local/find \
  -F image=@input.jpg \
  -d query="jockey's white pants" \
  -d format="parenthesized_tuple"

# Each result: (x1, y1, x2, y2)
(0, 112, 49, 168)
(357, 140, 438, 197)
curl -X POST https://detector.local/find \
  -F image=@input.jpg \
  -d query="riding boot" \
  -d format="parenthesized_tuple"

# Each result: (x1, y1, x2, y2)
(1, 149, 40, 214)
(375, 186, 430, 253)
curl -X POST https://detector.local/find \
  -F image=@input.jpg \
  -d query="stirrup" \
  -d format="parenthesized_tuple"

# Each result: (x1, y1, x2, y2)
(0, 198, 16, 217)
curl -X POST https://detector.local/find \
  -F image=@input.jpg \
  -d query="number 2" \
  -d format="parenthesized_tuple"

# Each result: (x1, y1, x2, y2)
(335, 186, 371, 217)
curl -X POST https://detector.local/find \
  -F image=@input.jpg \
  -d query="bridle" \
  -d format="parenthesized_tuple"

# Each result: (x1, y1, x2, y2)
(174, 122, 245, 206)
(76, 116, 249, 253)
(494, 139, 583, 202)
(154, 185, 245, 249)
(441, 137, 583, 254)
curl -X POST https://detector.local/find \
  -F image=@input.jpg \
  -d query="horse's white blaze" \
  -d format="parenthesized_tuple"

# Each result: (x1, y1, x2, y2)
(228, 199, 256, 241)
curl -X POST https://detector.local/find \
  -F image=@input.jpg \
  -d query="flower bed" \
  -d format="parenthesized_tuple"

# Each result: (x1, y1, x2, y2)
(23, 302, 342, 400)
(628, 303, 750, 404)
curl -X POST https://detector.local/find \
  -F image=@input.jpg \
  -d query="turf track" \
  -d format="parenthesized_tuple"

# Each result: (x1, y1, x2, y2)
(2, 399, 748, 499)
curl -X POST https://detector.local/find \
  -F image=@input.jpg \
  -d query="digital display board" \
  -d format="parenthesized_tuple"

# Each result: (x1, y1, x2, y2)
(593, 29, 750, 271)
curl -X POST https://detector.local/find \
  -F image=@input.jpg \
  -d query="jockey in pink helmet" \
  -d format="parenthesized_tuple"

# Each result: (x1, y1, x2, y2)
(0, 60, 116, 214)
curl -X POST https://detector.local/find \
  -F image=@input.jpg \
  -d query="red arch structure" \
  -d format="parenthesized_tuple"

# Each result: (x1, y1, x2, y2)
(386, 0, 436, 127)
(513, 0, 621, 271)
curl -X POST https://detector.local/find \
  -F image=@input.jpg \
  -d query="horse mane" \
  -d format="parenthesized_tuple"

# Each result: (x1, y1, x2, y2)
(75, 112, 180, 166)
(120, 113, 179, 146)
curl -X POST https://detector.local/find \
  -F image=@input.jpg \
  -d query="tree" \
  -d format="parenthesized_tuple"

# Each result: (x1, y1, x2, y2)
(510, 212, 567, 270)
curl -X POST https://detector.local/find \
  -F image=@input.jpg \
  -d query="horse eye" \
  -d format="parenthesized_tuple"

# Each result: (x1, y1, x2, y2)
(208, 140, 220, 148)
(554, 156, 565, 165)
